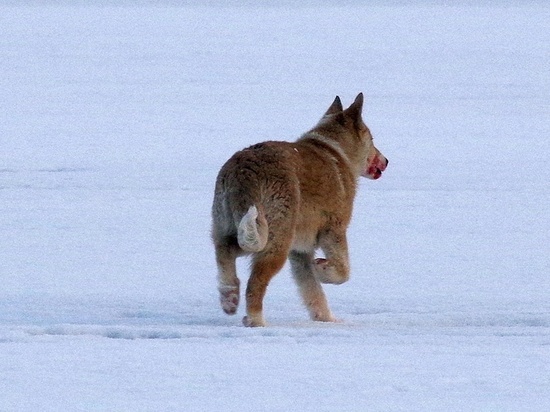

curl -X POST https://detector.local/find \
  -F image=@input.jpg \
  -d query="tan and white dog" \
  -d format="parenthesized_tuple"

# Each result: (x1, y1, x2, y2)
(211, 93, 388, 326)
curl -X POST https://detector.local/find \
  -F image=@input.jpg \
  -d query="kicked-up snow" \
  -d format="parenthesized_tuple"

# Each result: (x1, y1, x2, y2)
(1, 1, 549, 411)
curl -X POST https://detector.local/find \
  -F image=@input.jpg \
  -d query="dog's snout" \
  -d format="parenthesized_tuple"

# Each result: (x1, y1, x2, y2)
(385, 158, 389, 167)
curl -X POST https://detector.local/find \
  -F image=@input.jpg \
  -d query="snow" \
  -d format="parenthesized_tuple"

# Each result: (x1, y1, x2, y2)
(1, 1, 549, 410)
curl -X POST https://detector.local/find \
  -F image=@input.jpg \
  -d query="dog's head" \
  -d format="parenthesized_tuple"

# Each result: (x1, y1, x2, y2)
(320, 93, 388, 180)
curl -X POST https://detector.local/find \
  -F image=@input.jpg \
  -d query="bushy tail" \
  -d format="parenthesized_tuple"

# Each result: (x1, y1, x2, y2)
(237, 205, 268, 252)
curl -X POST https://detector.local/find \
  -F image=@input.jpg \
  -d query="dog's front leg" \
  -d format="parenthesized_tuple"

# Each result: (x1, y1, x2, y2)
(313, 229, 350, 285)
(289, 251, 336, 322)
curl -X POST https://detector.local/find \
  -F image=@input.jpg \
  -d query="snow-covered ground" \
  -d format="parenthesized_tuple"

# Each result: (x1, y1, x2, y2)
(1, 1, 549, 410)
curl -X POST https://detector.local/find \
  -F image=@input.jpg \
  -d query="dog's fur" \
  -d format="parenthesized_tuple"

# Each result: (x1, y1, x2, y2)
(211, 93, 388, 326)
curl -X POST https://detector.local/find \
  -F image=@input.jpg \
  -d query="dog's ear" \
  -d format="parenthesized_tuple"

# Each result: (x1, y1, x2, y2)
(345, 93, 364, 116)
(343, 93, 364, 125)
(324, 96, 343, 116)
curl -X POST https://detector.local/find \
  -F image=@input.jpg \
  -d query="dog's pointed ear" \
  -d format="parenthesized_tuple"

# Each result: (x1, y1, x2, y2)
(345, 93, 364, 115)
(324, 96, 343, 116)
(343, 93, 364, 124)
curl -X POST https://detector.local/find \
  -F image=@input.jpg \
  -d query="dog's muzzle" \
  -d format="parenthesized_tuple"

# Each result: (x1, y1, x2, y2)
(363, 156, 388, 180)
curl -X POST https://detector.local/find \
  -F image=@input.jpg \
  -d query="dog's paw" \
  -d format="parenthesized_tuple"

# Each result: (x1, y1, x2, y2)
(242, 314, 266, 327)
(313, 258, 348, 284)
(311, 310, 337, 323)
(219, 286, 239, 315)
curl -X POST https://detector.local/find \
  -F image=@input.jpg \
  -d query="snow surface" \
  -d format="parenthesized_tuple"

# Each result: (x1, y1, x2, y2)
(1, 1, 549, 411)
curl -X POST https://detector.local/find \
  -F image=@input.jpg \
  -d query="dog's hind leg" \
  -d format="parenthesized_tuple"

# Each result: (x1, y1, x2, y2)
(289, 251, 336, 322)
(243, 248, 288, 327)
(215, 237, 241, 315)
(313, 229, 350, 285)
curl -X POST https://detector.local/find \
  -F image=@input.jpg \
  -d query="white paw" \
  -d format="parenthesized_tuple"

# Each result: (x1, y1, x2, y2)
(311, 310, 337, 323)
(242, 314, 266, 327)
(313, 258, 347, 284)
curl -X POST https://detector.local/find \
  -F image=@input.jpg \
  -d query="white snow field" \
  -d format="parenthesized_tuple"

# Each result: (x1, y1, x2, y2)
(1, 1, 549, 411)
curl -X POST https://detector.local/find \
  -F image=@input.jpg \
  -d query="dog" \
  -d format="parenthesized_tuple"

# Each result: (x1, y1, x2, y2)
(211, 93, 388, 326)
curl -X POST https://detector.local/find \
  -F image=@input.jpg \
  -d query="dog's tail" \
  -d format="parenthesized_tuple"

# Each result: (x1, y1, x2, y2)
(237, 205, 268, 253)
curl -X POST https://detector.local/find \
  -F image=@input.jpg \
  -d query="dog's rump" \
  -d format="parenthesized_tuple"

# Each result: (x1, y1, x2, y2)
(212, 141, 298, 252)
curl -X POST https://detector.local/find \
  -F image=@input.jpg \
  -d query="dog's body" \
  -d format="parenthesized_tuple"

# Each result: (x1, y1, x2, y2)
(212, 93, 388, 326)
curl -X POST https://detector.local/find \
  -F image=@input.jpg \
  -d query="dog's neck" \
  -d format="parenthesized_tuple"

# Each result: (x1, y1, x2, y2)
(305, 132, 348, 160)
(303, 131, 362, 175)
